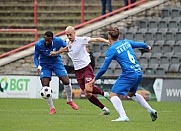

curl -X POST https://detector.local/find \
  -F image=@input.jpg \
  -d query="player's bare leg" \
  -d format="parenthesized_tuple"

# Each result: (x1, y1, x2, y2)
(85, 83, 110, 101)
(84, 84, 110, 115)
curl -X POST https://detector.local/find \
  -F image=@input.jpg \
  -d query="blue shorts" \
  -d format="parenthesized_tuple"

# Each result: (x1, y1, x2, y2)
(40, 62, 68, 79)
(111, 72, 142, 96)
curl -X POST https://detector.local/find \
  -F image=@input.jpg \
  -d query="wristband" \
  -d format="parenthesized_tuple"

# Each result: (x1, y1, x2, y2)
(38, 65, 42, 70)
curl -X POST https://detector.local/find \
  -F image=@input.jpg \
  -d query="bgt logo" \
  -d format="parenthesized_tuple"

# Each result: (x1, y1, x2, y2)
(0, 77, 8, 92)
(0, 77, 30, 92)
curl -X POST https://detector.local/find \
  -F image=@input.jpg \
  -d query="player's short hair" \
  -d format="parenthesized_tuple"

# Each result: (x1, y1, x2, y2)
(108, 27, 119, 40)
(44, 31, 53, 38)
(65, 26, 75, 32)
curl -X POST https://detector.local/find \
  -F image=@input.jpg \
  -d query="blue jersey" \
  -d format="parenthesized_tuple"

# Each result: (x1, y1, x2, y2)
(34, 36, 67, 67)
(95, 39, 149, 79)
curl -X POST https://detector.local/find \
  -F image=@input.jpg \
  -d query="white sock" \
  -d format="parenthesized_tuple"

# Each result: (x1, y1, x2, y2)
(46, 97, 55, 109)
(103, 107, 109, 110)
(64, 84, 72, 102)
(131, 93, 152, 112)
(110, 96, 127, 117)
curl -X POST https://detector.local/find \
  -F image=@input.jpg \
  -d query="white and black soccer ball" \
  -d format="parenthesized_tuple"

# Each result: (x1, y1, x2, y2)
(40, 86, 53, 99)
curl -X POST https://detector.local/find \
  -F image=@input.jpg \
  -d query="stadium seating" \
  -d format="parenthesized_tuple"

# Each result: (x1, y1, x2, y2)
(145, 40, 154, 47)
(135, 32, 144, 41)
(168, 64, 180, 75)
(114, 67, 122, 75)
(140, 63, 148, 74)
(161, 8, 171, 18)
(135, 52, 142, 59)
(152, 44, 162, 53)
(96, 56, 105, 67)
(158, 20, 168, 32)
(139, 20, 148, 29)
(93, 5, 181, 76)
(173, 41, 181, 53)
(149, 20, 158, 32)
(156, 64, 169, 76)
(168, 20, 179, 30)
(104, 67, 114, 76)
(170, 7, 180, 18)
(160, 55, 169, 64)
(102, 44, 109, 54)
(92, 43, 102, 53)
(144, 32, 154, 41)
(175, 32, 181, 41)
(149, 56, 159, 64)
(145, 63, 159, 75)
(162, 43, 173, 53)
(165, 32, 175, 41)
(125, 31, 135, 40)
(170, 56, 180, 64)
(155, 32, 164, 41)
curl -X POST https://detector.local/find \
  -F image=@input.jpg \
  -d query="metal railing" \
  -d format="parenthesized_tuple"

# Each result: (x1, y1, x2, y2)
(0, 0, 146, 58)
(0, 29, 38, 58)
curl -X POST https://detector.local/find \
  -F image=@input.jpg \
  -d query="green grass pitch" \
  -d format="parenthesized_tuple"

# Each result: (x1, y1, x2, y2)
(0, 98, 180, 131)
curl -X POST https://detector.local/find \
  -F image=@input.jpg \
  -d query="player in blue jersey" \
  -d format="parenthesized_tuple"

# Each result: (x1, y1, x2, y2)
(89, 27, 157, 122)
(34, 31, 78, 115)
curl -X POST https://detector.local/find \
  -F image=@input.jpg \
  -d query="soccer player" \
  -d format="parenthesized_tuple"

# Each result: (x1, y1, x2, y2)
(34, 31, 78, 115)
(86, 45, 95, 70)
(89, 27, 158, 122)
(50, 26, 110, 115)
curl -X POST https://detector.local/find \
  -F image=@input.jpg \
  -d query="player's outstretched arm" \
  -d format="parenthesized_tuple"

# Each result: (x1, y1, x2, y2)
(50, 46, 69, 56)
(89, 37, 110, 45)
(129, 40, 152, 52)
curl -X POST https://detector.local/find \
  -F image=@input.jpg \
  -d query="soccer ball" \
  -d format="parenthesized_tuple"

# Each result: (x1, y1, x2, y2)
(40, 86, 53, 99)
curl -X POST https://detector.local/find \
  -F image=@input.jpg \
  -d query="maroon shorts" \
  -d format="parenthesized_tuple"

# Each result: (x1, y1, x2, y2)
(75, 64, 94, 91)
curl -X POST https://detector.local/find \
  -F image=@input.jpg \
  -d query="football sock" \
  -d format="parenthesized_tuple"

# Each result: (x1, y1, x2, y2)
(46, 97, 55, 109)
(64, 84, 72, 102)
(88, 95, 105, 109)
(110, 96, 127, 117)
(92, 85, 104, 96)
(131, 93, 152, 111)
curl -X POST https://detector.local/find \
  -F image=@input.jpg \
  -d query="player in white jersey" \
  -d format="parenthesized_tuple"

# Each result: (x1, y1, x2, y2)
(50, 26, 111, 115)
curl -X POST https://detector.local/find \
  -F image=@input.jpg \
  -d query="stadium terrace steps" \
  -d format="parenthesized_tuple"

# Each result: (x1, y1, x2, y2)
(0, 0, 122, 54)
(0, 16, 93, 23)
(0, 10, 102, 17)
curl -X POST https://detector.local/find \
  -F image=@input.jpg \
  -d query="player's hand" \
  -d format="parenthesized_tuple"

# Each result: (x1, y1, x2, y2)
(37, 65, 42, 75)
(145, 46, 152, 52)
(106, 40, 111, 45)
(89, 78, 96, 86)
(50, 51, 57, 56)
(37, 69, 40, 75)
(64, 46, 69, 52)
(102, 39, 111, 45)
